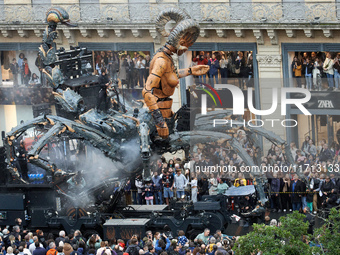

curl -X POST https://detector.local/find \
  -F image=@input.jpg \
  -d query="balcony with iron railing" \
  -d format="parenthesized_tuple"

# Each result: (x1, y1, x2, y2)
(0, 2, 340, 25)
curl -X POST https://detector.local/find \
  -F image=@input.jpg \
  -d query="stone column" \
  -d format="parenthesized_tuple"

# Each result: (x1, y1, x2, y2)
(256, 44, 285, 152)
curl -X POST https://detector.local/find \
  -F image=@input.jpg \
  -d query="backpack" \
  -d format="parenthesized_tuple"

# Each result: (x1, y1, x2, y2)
(128, 246, 139, 255)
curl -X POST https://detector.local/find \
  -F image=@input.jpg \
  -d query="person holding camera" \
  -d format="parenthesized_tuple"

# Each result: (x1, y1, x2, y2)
(87, 234, 102, 250)
(208, 52, 220, 88)
(145, 231, 153, 244)
(154, 233, 170, 254)
(193, 51, 208, 83)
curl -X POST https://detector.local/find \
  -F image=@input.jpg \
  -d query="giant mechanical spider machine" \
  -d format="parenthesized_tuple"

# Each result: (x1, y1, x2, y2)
(1, 7, 299, 237)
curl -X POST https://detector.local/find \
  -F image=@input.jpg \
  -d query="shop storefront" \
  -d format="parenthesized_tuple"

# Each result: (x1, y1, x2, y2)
(290, 92, 340, 148)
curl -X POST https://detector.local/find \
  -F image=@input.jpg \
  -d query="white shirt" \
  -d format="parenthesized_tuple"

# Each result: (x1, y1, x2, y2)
(137, 59, 146, 69)
(323, 58, 334, 75)
(191, 179, 198, 188)
(135, 179, 144, 193)
(133, 58, 139, 68)
(29, 242, 43, 254)
(220, 59, 228, 69)
(24, 248, 32, 255)
(174, 174, 188, 191)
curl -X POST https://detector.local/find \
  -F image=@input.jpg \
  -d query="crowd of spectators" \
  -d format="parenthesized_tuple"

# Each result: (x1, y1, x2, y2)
(291, 51, 340, 91)
(125, 132, 340, 216)
(192, 51, 254, 89)
(0, 221, 239, 255)
(6, 53, 43, 88)
(93, 51, 151, 89)
(92, 50, 255, 90)
(6, 50, 340, 93)
(0, 88, 54, 105)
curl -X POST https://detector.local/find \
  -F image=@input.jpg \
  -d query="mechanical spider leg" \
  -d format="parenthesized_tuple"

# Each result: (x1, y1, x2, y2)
(27, 122, 65, 174)
(43, 115, 121, 159)
(244, 126, 298, 175)
(43, 116, 147, 178)
(4, 116, 58, 183)
(244, 130, 263, 165)
(138, 122, 152, 179)
(5, 115, 138, 181)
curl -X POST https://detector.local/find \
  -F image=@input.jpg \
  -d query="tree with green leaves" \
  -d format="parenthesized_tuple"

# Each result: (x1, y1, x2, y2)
(234, 211, 319, 255)
(312, 207, 340, 254)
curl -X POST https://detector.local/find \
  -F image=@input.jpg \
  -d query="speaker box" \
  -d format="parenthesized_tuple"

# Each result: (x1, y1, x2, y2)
(29, 208, 49, 227)
(0, 194, 24, 210)
(26, 190, 56, 208)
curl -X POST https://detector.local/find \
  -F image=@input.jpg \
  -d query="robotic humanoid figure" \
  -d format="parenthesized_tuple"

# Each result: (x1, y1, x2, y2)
(143, 8, 209, 139)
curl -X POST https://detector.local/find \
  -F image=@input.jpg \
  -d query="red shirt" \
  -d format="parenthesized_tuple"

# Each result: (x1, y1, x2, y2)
(193, 57, 208, 65)
(24, 63, 29, 75)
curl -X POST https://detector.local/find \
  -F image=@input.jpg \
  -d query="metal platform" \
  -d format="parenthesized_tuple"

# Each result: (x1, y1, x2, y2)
(104, 218, 150, 226)
(124, 205, 168, 211)
(103, 218, 151, 240)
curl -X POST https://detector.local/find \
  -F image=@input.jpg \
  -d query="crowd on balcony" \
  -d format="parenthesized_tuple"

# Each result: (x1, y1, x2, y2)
(0, 49, 254, 92)
(3, 49, 340, 93)
(291, 51, 340, 91)
(191, 51, 254, 89)
(93, 51, 151, 89)
(92, 50, 254, 90)
(2, 52, 44, 88)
